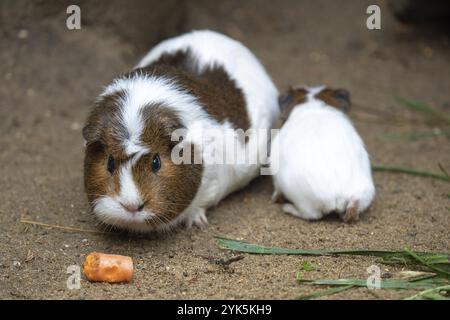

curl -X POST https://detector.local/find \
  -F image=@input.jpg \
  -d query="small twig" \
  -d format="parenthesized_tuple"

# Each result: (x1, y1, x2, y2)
(25, 249, 34, 263)
(20, 219, 114, 235)
(200, 255, 245, 268)
(372, 165, 450, 183)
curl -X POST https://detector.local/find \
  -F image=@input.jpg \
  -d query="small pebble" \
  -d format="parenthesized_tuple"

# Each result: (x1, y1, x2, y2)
(26, 89, 35, 97)
(17, 29, 28, 39)
(70, 122, 81, 131)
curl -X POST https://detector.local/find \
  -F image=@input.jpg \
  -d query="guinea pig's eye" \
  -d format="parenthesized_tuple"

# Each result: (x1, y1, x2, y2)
(151, 154, 161, 173)
(107, 155, 115, 174)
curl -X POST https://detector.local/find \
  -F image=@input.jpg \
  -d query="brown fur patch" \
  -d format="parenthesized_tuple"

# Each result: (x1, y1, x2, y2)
(136, 49, 250, 131)
(275, 87, 308, 128)
(84, 142, 109, 205)
(83, 91, 130, 205)
(314, 88, 351, 112)
(83, 91, 127, 148)
(136, 105, 203, 224)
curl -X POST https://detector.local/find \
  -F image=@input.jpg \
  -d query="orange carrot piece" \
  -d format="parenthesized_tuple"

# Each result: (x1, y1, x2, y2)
(83, 252, 133, 283)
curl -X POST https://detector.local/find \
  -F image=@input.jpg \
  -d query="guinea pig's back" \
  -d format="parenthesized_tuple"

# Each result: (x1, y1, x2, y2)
(277, 106, 372, 202)
(136, 30, 279, 130)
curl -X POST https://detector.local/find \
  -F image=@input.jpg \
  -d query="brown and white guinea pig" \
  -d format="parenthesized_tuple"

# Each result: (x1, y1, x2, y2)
(270, 86, 375, 222)
(83, 30, 279, 232)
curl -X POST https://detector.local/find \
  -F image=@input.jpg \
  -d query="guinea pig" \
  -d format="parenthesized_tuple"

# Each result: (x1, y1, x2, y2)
(270, 86, 375, 222)
(83, 30, 279, 232)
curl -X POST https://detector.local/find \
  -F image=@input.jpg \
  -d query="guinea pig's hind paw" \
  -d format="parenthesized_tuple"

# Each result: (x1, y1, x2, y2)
(343, 200, 360, 223)
(186, 209, 209, 228)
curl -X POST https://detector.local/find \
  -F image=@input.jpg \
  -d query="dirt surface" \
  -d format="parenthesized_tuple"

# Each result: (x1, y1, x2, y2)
(0, 0, 449, 299)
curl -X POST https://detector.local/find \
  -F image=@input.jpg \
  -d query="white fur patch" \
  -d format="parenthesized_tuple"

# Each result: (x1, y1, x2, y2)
(117, 161, 142, 206)
(102, 74, 217, 147)
(271, 89, 375, 220)
(93, 197, 152, 232)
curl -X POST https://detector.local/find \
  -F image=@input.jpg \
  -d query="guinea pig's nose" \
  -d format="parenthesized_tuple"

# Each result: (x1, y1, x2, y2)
(120, 202, 145, 213)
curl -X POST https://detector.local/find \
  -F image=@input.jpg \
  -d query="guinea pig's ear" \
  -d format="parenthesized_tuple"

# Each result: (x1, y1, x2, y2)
(278, 88, 295, 112)
(333, 89, 351, 112)
(83, 91, 126, 145)
(82, 109, 113, 146)
(82, 118, 102, 145)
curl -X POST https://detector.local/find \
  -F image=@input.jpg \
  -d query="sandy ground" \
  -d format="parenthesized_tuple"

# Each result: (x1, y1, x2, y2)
(0, 0, 449, 299)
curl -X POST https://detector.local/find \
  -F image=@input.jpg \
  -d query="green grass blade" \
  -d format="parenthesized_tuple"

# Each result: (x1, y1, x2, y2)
(215, 237, 448, 258)
(296, 285, 354, 300)
(371, 164, 450, 182)
(215, 237, 323, 255)
(215, 237, 400, 256)
(438, 163, 450, 180)
(301, 261, 315, 272)
(216, 237, 450, 278)
(380, 253, 450, 265)
(404, 285, 450, 300)
(395, 96, 450, 125)
(299, 278, 446, 290)
(404, 248, 450, 278)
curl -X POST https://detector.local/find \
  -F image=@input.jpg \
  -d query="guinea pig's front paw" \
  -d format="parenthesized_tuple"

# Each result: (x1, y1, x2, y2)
(186, 208, 209, 229)
(271, 190, 287, 203)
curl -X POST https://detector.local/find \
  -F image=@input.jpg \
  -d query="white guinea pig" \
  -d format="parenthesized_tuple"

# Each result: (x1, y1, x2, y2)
(83, 30, 279, 232)
(270, 86, 375, 222)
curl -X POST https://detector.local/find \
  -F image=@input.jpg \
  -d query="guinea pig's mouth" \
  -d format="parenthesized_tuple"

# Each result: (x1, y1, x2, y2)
(92, 196, 160, 232)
